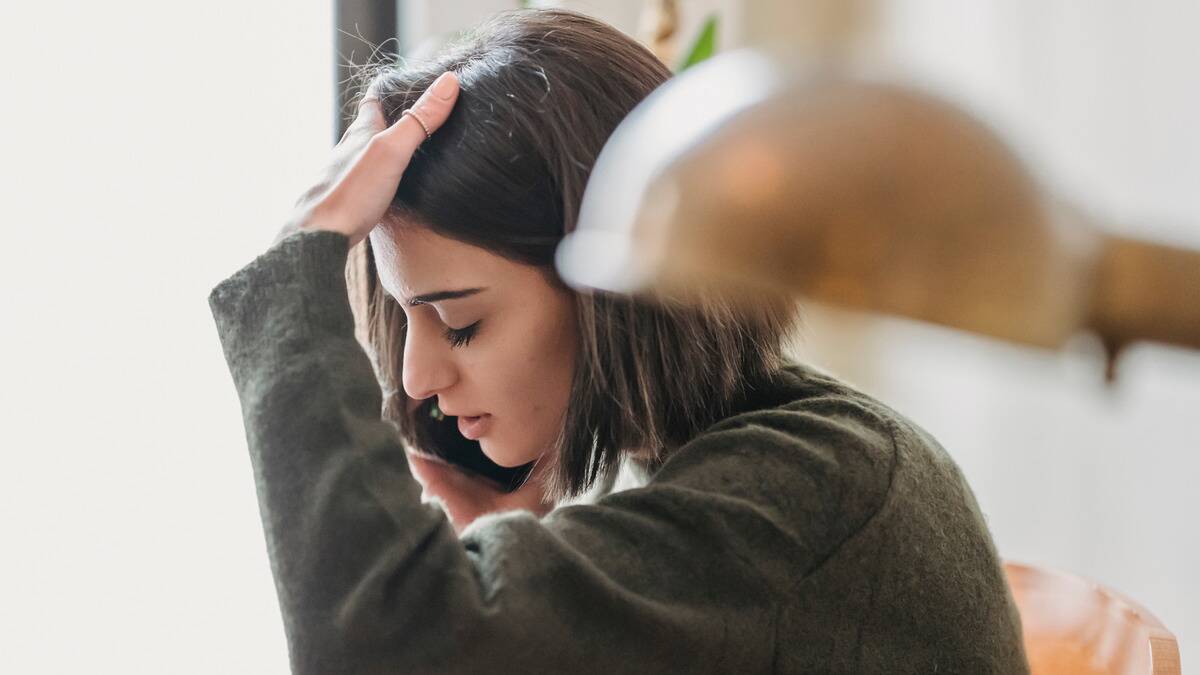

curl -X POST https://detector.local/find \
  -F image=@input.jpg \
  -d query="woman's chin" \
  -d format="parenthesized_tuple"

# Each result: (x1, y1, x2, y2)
(480, 439, 539, 468)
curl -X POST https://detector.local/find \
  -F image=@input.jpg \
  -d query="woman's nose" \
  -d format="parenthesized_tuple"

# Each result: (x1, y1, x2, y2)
(401, 323, 458, 400)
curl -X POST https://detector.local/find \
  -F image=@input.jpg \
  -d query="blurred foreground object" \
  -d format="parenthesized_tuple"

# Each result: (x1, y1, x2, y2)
(637, 0, 680, 67)
(1004, 562, 1181, 675)
(557, 51, 1200, 371)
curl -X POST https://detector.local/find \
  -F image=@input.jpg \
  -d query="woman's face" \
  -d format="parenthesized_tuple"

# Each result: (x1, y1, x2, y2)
(369, 223, 578, 468)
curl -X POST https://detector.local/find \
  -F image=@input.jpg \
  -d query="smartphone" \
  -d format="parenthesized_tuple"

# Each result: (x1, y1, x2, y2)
(409, 398, 534, 493)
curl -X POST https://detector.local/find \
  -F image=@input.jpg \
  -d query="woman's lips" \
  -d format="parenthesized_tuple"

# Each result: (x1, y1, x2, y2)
(457, 414, 492, 440)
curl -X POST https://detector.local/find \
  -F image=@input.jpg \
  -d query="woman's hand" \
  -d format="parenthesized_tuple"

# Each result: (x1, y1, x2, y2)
(406, 451, 557, 534)
(277, 71, 461, 248)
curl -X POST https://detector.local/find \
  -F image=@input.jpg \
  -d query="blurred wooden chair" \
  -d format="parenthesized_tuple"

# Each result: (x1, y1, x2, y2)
(1004, 561, 1182, 674)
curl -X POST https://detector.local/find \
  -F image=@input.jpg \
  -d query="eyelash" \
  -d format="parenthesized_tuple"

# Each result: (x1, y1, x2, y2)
(443, 320, 480, 348)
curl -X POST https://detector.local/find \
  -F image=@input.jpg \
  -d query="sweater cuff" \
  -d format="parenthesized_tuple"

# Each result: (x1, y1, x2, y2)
(207, 228, 355, 380)
(209, 228, 351, 311)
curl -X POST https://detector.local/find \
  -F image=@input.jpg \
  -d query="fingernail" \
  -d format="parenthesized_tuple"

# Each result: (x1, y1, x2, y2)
(431, 72, 456, 100)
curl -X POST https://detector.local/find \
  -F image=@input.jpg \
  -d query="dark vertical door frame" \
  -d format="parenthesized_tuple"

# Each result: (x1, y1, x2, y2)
(333, 0, 404, 141)
(333, 1, 404, 345)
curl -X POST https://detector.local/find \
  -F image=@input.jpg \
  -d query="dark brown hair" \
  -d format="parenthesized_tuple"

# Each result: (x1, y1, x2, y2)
(355, 8, 798, 500)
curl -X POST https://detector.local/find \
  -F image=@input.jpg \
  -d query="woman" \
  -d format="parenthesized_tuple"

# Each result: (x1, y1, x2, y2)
(210, 9, 1028, 674)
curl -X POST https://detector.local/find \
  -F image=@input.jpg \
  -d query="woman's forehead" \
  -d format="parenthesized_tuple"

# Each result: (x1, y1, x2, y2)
(370, 224, 522, 303)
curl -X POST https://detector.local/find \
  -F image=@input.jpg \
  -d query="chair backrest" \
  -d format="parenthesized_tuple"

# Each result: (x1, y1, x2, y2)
(1004, 561, 1182, 675)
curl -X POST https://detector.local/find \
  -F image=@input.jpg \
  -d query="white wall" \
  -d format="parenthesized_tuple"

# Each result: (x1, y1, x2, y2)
(1, 1, 331, 672)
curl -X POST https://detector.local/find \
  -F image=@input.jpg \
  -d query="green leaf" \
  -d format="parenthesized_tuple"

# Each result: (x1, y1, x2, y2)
(677, 15, 718, 72)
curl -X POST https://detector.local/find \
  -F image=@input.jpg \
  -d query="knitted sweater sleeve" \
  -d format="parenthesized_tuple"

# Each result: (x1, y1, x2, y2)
(207, 229, 890, 675)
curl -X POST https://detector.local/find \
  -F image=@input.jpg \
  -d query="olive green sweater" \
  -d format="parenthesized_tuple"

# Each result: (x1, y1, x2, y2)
(209, 229, 1029, 674)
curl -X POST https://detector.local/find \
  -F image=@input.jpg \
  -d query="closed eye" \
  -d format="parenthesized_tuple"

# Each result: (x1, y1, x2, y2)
(444, 320, 480, 348)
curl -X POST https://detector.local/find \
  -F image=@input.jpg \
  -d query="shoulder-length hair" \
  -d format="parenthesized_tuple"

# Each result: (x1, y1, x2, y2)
(353, 8, 798, 501)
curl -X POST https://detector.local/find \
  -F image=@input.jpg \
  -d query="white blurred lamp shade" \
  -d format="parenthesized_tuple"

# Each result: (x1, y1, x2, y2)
(557, 49, 1200, 359)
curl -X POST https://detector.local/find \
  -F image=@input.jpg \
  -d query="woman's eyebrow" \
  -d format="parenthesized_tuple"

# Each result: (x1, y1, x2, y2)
(406, 287, 486, 306)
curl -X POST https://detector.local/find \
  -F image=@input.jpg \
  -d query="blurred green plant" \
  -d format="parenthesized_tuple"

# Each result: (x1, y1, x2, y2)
(677, 14, 718, 72)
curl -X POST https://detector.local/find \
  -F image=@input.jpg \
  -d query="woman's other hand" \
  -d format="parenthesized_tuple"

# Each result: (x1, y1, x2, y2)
(276, 71, 460, 248)
(406, 451, 556, 534)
